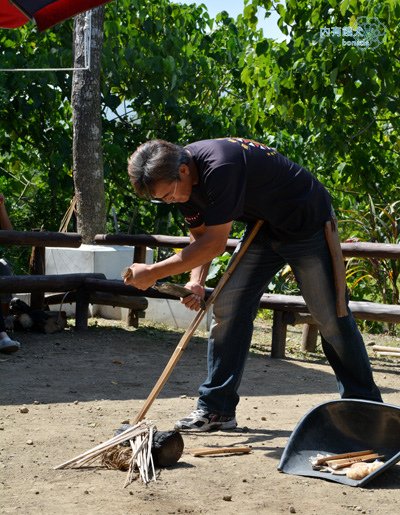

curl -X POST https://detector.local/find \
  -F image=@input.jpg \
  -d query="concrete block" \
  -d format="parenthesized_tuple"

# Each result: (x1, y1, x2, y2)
(143, 297, 213, 332)
(46, 244, 153, 279)
(45, 244, 153, 318)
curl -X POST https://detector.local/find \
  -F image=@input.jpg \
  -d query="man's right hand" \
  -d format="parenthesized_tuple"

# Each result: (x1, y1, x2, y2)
(123, 263, 158, 290)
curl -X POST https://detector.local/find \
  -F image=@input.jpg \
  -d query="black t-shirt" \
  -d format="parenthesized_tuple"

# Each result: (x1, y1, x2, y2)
(179, 138, 332, 241)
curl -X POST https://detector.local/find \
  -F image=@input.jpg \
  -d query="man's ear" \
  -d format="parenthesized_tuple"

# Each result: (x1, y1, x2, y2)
(179, 163, 190, 177)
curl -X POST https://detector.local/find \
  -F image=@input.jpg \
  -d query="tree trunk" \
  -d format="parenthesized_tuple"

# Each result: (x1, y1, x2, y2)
(72, 7, 106, 243)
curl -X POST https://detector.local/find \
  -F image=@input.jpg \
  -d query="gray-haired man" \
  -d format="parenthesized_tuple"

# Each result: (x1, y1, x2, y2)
(125, 138, 382, 431)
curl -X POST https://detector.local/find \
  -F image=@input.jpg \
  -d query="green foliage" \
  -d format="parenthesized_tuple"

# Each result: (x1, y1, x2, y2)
(339, 197, 400, 307)
(0, 22, 74, 232)
(206, 252, 232, 287)
(101, 0, 264, 235)
(0, 0, 398, 301)
(244, 0, 399, 205)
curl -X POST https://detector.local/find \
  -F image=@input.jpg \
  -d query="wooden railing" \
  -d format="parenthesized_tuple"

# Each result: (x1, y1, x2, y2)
(0, 230, 147, 328)
(0, 230, 82, 248)
(94, 233, 400, 357)
(94, 233, 400, 262)
(2, 230, 399, 348)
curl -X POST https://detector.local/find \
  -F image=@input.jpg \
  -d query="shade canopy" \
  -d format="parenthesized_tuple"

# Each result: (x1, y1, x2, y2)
(0, 0, 112, 31)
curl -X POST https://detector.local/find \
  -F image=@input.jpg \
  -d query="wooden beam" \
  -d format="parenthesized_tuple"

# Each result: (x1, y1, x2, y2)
(349, 301, 400, 323)
(259, 294, 311, 312)
(0, 230, 82, 247)
(94, 234, 400, 260)
(88, 291, 148, 311)
(94, 233, 239, 251)
(0, 273, 105, 292)
(341, 242, 400, 259)
(258, 297, 400, 323)
(83, 277, 191, 301)
(45, 291, 148, 311)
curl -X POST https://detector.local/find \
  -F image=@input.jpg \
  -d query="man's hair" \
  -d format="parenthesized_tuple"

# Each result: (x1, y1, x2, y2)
(128, 139, 190, 198)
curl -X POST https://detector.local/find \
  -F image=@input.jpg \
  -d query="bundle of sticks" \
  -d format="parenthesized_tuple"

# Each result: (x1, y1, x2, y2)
(310, 449, 385, 480)
(55, 421, 157, 487)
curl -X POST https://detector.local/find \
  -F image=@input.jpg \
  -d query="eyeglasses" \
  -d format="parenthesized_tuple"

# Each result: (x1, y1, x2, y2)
(150, 179, 178, 203)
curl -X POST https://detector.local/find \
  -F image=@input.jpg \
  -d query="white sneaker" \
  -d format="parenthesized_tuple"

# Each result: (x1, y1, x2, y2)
(0, 336, 21, 354)
(174, 408, 237, 432)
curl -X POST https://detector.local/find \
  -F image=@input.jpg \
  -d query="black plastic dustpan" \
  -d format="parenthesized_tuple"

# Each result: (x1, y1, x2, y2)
(278, 399, 400, 487)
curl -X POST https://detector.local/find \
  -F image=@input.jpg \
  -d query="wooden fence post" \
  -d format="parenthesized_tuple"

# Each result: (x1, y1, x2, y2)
(29, 235, 46, 309)
(127, 244, 147, 326)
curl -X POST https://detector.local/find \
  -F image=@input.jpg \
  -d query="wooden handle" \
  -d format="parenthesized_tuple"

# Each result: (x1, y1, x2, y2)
(131, 220, 264, 424)
(122, 267, 132, 280)
(324, 220, 348, 317)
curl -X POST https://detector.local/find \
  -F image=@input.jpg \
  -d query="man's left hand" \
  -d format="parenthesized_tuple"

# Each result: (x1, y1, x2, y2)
(181, 281, 205, 311)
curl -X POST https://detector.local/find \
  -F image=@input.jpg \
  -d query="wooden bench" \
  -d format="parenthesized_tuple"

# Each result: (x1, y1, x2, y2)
(0, 272, 150, 330)
(257, 294, 400, 358)
(0, 230, 149, 329)
(0, 273, 103, 329)
(95, 233, 400, 358)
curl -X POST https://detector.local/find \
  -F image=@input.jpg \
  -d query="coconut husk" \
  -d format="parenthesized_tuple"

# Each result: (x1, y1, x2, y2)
(101, 429, 184, 471)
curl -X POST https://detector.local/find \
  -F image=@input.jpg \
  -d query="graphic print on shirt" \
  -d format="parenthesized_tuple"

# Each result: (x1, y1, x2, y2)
(223, 137, 277, 157)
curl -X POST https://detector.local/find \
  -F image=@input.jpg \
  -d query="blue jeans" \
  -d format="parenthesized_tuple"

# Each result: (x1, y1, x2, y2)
(197, 225, 382, 416)
(0, 258, 12, 304)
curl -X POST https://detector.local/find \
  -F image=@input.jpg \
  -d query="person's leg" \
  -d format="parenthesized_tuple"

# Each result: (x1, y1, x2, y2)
(197, 226, 286, 416)
(0, 259, 20, 353)
(0, 310, 6, 333)
(0, 258, 13, 317)
(0, 310, 20, 354)
(277, 229, 382, 401)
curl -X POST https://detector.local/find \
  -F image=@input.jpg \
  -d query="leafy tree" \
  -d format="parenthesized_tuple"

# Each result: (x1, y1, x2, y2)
(0, 0, 398, 247)
(243, 0, 399, 206)
(0, 1, 261, 239)
(72, 7, 107, 242)
(0, 20, 74, 231)
(100, 0, 264, 235)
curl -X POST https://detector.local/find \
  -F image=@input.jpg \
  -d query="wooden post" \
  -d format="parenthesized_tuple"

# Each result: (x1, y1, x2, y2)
(301, 324, 319, 352)
(127, 244, 147, 326)
(29, 244, 46, 309)
(75, 287, 90, 330)
(271, 311, 287, 358)
(134, 244, 147, 264)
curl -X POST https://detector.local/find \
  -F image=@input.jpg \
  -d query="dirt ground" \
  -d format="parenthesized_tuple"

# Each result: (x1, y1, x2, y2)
(1, 317, 400, 515)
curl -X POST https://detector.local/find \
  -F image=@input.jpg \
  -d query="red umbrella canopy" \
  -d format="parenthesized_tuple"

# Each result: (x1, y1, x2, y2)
(0, 0, 112, 31)
(0, 0, 29, 28)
